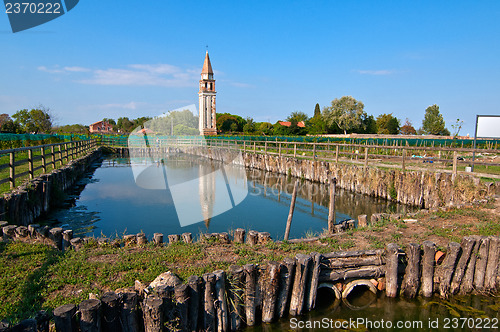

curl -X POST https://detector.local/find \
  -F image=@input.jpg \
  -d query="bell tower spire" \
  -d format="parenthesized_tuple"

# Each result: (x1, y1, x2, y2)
(199, 51, 217, 135)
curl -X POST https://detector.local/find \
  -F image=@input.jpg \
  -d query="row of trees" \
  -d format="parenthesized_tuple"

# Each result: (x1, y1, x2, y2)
(218, 96, 452, 137)
(0, 107, 53, 134)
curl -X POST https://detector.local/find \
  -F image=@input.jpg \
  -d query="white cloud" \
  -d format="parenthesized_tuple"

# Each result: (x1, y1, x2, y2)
(63, 66, 91, 72)
(96, 102, 140, 110)
(38, 65, 64, 73)
(356, 69, 396, 76)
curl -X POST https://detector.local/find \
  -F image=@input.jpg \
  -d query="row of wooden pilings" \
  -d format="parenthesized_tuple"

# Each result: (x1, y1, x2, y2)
(3, 221, 499, 332)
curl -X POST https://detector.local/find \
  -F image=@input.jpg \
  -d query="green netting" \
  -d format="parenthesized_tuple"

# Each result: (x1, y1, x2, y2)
(0, 133, 94, 150)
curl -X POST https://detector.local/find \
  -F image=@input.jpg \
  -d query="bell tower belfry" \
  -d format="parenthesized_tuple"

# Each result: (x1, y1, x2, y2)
(199, 51, 217, 135)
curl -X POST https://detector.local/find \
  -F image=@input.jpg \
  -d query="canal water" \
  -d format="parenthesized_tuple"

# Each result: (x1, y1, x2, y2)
(45, 153, 414, 239)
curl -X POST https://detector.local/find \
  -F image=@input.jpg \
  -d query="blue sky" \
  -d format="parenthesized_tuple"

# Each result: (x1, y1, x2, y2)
(1, 1, 499, 136)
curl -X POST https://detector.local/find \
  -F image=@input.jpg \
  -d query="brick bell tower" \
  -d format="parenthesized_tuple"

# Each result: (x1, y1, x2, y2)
(199, 51, 217, 135)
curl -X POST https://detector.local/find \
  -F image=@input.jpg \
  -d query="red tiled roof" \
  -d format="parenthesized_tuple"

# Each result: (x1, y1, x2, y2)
(278, 121, 305, 128)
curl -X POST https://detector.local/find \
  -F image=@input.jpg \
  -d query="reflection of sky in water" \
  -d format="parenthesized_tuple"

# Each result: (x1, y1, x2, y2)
(44, 155, 414, 240)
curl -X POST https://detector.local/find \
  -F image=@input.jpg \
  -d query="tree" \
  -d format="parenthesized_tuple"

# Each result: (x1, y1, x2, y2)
(117, 117, 134, 132)
(256, 122, 273, 135)
(322, 96, 366, 134)
(314, 103, 321, 118)
(12, 107, 52, 133)
(306, 116, 327, 135)
(451, 119, 464, 138)
(422, 104, 450, 136)
(102, 118, 116, 126)
(286, 111, 309, 123)
(216, 114, 239, 133)
(376, 113, 400, 135)
(400, 118, 417, 135)
(243, 117, 256, 134)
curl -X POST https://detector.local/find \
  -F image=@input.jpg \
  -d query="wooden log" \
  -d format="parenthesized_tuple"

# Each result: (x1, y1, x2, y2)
(385, 243, 399, 298)
(218, 232, 230, 244)
(27, 224, 39, 237)
(118, 292, 140, 332)
(49, 227, 64, 250)
(136, 233, 147, 245)
(461, 236, 481, 294)
(153, 233, 163, 245)
(233, 228, 245, 244)
(0, 221, 8, 237)
(319, 266, 385, 282)
(154, 285, 174, 323)
(276, 257, 295, 318)
(3, 225, 17, 240)
(450, 236, 477, 294)
(421, 241, 436, 297)
(187, 275, 202, 332)
(101, 292, 121, 332)
(15, 226, 29, 238)
(70, 238, 83, 251)
(323, 249, 385, 259)
(214, 270, 229, 332)
(436, 242, 461, 299)
(358, 214, 368, 228)
(38, 225, 50, 239)
(327, 177, 337, 234)
(474, 237, 490, 291)
(246, 231, 258, 245)
(401, 243, 421, 298)
(79, 299, 102, 332)
(182, 232, 192, 243)
(289, 254, 312, 316)
(142, 296, 164, 332)
(322, 256, 385, 269)
(485, 236, 500, 291)
(53, 304, 77, 332)
(174, 284, 189, 332)
(306, 253, 322, 311)
(62, 230, 73, 252)
(284, 179, 299, 241)
(227, 266, 244, 331)
(258, 232, 271, 244)
(262, 261, 281, 323)
(203, 273, 216, 331)
(243, 264, 257, 326)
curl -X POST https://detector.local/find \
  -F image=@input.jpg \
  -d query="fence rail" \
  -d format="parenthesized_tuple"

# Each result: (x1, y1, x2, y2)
(0, 139, 97, 189)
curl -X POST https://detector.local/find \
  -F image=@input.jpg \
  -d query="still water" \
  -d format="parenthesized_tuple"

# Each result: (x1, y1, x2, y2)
(45, 154, 413, 239)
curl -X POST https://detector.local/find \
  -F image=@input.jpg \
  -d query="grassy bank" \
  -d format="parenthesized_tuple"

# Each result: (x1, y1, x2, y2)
(0, 201, 499, 324)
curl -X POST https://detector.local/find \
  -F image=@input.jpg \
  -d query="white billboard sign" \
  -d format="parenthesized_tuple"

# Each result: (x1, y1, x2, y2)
(476, 115, 500, 138)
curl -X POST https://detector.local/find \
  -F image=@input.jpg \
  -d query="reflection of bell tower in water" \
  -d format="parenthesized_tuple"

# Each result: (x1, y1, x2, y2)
(199, 51, 217, 135)
(199, 162, 216, 228)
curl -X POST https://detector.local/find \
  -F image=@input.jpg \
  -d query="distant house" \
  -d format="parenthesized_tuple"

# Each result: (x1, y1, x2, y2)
(278, 121, 306, 128)
(89, 120, 114, 133)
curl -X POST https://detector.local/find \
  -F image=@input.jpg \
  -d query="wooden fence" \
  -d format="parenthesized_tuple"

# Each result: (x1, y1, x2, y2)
(0, 139, 97, 189)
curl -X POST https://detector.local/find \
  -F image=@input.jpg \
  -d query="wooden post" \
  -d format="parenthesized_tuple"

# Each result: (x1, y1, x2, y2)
(335, 145, 339, 163)
(450, 236, 477, 294)
(214, 270, 229, 332)
(284, 179, 299, 241)
(28, 149, 34, 180)
(485, 236, 500, 291)
(53, 304, 77, 332)
(233, 229, 245, 243)
(401, 243, 421, 298)
(421, 241, 436, 297)
(142, 296, 164, 332)
(327, 177, 337, 234)
(9, 152, 15, 189)
(289, 254, 311, 316)
(62, 230, 73, 252)
(168, 234, 180, 244)
(312, 144, 316, 160)
(58, 145, 63, 166)
(254, 142, 256, 153)
(243, 141, 246, 153)
(277, 257, 295, 318)
(246, 230, 258, 245)
(278, 142, 281, 157)
(453, 151, 458, 175)
(306, 253, 322, 311)
(294, 143, 297, 157)
(228, 266, 244, 331)
(385, 243, 399, 298)
(473, 237, 490, 291)
(262, 261, 281, 323)
(51, 146, 55, 169)
(402, 149, 406, 171)
(203, 273, 216, 331)
(436, 242, 461, 299)
(79, 299, 102, 332)
(174, 284, 189, 332)
(364, 148, 368, 169)
(187, 275, 202, 332)
(101, 292, 121, 332)
(41, 147, 46, 173)
(118, 292, 139, 332)
(243, 264, 257, 326)
(153, 233, 163, 245)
